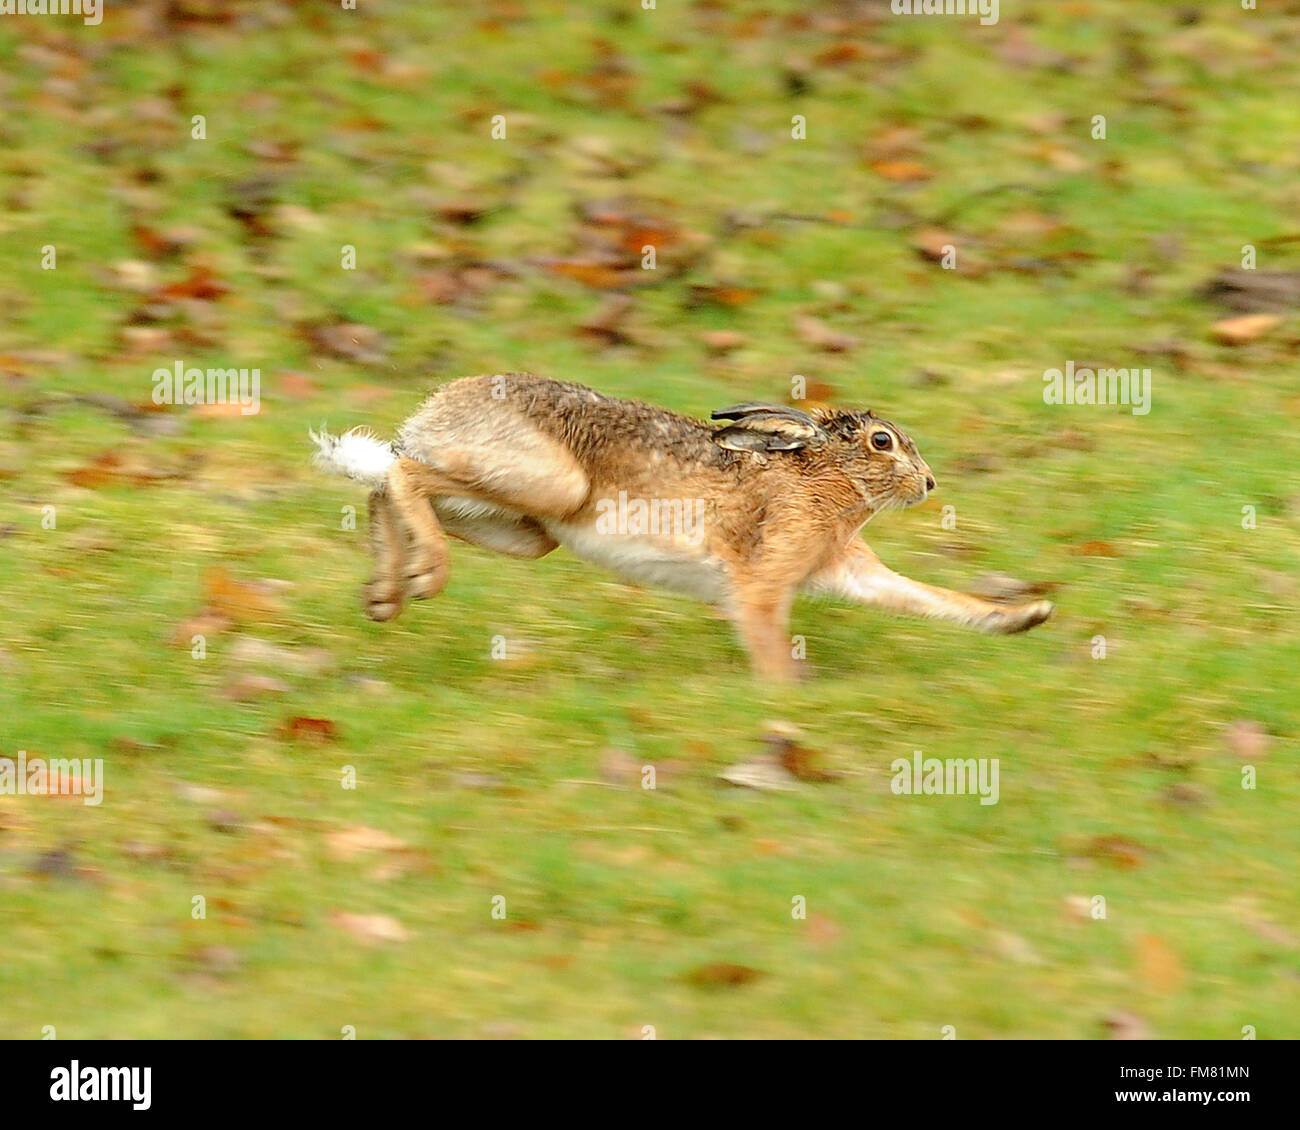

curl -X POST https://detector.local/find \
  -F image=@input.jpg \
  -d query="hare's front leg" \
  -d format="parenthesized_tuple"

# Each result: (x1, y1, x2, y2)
(364, 490, 407, 621)
(730, 583, 801, 682)
(805, 540, 1053, 634)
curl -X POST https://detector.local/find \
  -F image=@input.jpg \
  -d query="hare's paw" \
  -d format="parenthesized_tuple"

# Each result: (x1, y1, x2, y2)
(983, 599, 1053, 635)
(363, 578, 405, 622)
(404, 549, 450, 601)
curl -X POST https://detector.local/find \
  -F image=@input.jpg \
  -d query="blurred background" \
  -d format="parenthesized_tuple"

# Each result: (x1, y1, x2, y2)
(0, 0, 1296, 1038)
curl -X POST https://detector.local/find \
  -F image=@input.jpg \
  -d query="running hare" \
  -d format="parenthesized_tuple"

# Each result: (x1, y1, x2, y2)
(312, 374, 1051, 680)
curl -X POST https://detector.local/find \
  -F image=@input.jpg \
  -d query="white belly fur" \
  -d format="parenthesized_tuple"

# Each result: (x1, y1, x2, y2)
(432, 498, 730, 601)
(542, 517, 729, 602)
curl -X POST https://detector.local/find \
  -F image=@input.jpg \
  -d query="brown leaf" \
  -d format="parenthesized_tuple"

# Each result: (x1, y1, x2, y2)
(686, 283, 759, 308)
(544, 259, 637, 290)
(1199, 268, 1300, 314)
(683, 962, 764, 987)
(700, 330, 747, 355)
(769, 732, 838, 783)
(1135, 933, 1184, 995)
(330, 911, 410, 944)
(303, 321, 387, 364)
(172, 611, 231, 646)
(1069, 541, 1119, 557)
(1075, 835, 1147, 870)
(62, 449, 176, 489)
(282, 717, 337, 742)
(157, 264, 229, 302)
(868, 159, 934, 183)
(219, 674, 290, 701)
(326, 824, 409, 861)
(202, 566, 282, 623)
(229, 637, 330, 675)
(794, 314, 857, 353)
(276, 370, 318, 399)
(1103, 1010, 1152, 1040)
(911, 226, 956, 260)
(575, 296, 638, 347)
(991, 930, 1041, 966)
(1224, 720, 1269, 760)
(1211, 314, 1280, 345)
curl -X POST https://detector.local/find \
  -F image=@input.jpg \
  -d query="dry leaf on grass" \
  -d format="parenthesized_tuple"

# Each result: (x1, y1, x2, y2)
(1135, 933, 1184, 995)
(1211, 314, 1280, 345)
(281, 717, 337, 742)
(325, 824, 408, 861)
(683, 962, 764, 987)
(330, 911, 410, 944)
(202, 567, 282, 623)
(718, 759, 799, 793)
(795, 314, 857, 353)
(1103, 1010, 1151, 1040)
(1224, 720, 1269, 760)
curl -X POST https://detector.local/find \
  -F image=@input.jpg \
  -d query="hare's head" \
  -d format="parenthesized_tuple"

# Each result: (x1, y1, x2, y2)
(819, 409, 935, 509)
(712, 403, 936, 511)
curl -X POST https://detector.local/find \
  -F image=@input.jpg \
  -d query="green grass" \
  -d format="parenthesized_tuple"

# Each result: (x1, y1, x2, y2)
(0, 1, 1296, 1038)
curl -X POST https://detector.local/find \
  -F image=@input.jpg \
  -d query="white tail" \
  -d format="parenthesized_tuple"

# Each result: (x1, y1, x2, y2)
(310, 427, 397, 489)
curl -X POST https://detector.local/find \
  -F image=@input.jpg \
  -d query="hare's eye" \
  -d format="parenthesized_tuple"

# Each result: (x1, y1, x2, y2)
(871, 431, 893, 451)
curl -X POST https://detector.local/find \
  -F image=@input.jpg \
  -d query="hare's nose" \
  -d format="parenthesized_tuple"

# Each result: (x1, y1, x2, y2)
(925, 474, 936, 492)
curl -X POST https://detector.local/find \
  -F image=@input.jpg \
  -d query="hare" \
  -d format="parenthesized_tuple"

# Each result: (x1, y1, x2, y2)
(311, 373, 1051, 680)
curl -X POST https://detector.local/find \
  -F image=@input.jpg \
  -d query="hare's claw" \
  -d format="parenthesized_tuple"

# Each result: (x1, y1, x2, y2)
(404, 555, 449, 601)
(984, 600, 1053, 635)
(363, 577, 405, 621)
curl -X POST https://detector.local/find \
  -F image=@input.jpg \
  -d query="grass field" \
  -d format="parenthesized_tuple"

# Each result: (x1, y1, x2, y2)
(0, 0, 1297, 1038)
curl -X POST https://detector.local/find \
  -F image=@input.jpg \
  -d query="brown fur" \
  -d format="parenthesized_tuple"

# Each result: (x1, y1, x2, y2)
(324, 374, 1052, 680)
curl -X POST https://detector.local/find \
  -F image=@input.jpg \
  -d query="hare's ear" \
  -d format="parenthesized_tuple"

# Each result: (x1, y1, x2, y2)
(710, 404, 828, 452)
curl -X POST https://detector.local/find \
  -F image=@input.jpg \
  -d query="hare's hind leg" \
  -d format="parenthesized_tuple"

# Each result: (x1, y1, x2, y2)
(385, 439, 588, 598)
(364, 490, 406, 621)
(385, 463, 452, 601)
(804, 540, 1053, 633)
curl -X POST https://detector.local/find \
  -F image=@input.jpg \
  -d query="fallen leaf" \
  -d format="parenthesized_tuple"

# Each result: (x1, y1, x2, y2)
(230, 636, 330, 675)
(172, 611, 232, 646)
(1073, 835, 1148, 870)
(325, 824, 408, 861)
(202, 567, 282, 623)
(991, 930, 1041, 966)
(576, 295, 638, 346)
(718, 759, 799, 792)
(794, 314, 857, 353)
(1069, 541, 1119, 557)
(1224, 720, 1269, 760)
(282, 717, 336, 742)
(766, 728, 838, 783)
(700, 330, 746, 354)
(1103, 1010, 1152, 1040)
(683, 962, 764, 987)
(1199, 268, 1300, 314)
(303, 321, 387, 364)
(868, 159, 933, 183)
(1211, 314, 1280, 345)
(330, 911, 410, 944)
(1135, 933, 1184, 995)
(219, 674, 290, 701)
